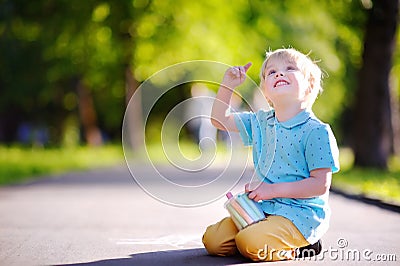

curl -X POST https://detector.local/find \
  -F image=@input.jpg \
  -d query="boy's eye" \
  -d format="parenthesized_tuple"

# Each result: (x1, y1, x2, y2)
(287, 66, 297, 71)
(267, 70, 276, 76)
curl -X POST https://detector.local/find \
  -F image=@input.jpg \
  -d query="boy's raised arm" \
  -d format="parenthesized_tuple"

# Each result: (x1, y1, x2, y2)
(210, 63, 252, 132)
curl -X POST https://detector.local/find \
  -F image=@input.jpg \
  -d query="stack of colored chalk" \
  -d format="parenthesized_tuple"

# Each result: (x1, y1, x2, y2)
(224, 192, 266, 230)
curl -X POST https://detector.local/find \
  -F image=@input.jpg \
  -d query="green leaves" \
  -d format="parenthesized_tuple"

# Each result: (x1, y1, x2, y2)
(0, 0, 398, 146)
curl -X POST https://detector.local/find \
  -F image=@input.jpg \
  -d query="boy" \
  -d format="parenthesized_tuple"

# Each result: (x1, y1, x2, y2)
(202, 48, 340, 261)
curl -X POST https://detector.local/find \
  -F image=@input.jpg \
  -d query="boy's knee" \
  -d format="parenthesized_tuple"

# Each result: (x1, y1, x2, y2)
(202, 217, 238, 256)
(235, 227, 294, 261)
(202, 226, 220, 255)
(235, 228, 266, 261)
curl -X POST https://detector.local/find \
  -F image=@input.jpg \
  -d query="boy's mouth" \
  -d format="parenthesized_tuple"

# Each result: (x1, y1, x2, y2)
(274, 80, 289, 88)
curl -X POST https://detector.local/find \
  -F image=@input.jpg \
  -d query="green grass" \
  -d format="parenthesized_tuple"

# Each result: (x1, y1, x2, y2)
(333, 168, 400, 204)
(0, 145, 124, 185)
(333, 148, 400, 204)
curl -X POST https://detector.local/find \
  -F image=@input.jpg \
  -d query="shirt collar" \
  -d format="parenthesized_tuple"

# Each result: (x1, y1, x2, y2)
(267, 109, 313, 129)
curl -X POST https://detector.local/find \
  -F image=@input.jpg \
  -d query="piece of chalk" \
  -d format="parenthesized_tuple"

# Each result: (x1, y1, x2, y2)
(226, 192, 233, 199)
(241, 193, 265, 219)
(237, 194, 260, 221)
(226, 204, 246, 229)
(229, 198, 254, 224)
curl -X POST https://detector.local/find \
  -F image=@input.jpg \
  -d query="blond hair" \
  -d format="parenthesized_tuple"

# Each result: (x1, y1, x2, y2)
(260, 48, 323, 108)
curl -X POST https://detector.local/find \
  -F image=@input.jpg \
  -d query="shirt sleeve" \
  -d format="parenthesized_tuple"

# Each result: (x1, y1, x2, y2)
(305, 124, 340, 173)
(233, 111, 254, 146)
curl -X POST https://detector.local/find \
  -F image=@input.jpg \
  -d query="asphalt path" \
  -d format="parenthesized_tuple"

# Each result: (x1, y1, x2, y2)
(0, 164, 399, 265)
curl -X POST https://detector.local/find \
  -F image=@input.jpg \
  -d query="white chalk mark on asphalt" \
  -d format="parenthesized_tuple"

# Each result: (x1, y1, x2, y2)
(114, 234, 203, 249)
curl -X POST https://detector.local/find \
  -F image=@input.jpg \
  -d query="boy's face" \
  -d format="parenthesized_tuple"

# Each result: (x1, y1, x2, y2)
(262, 57, 310, 106)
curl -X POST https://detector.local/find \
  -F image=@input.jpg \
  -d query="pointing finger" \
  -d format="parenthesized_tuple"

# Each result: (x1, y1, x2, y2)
(243, 62, 252, 72)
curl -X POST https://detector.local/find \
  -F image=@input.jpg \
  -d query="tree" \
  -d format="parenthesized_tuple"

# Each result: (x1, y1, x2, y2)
(0, 0, 49, 143)
(106, 0, 148, 151)
(1, 0, 398, 152)
(353, 0, 399, 168)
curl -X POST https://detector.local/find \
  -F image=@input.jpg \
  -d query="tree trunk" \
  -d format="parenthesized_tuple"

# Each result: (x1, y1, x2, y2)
(125, 66, 144, 150)
(391, 82, 400, 156)
(77, 80, 102, 146)
(353, 0, 399, 169)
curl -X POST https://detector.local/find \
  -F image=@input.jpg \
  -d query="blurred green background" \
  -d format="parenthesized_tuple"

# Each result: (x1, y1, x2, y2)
(0, 0, 399, 203)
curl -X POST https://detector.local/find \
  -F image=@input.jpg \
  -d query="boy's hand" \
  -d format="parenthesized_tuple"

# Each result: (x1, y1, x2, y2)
(222, 62, 252, 89)
(245, 181, 276, 201)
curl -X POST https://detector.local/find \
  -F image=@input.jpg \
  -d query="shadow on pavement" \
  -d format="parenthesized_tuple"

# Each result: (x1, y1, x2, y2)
(61, 248, 250, 266)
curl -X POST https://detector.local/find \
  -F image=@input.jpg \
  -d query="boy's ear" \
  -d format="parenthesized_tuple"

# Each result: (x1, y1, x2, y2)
(307, 74, 315, 94)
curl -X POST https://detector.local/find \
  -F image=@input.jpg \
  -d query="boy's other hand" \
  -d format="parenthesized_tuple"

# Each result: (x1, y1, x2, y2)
(245, 181, 276, 201)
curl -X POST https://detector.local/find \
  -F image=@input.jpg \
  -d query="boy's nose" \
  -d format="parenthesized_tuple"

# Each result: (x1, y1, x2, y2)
(275, 71, 284, 78)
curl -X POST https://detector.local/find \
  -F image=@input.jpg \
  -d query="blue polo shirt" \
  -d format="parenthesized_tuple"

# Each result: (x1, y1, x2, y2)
(234, 109, 340, 244)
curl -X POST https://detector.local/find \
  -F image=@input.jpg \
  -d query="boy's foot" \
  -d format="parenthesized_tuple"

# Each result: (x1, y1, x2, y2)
(296, 239, 322, 258)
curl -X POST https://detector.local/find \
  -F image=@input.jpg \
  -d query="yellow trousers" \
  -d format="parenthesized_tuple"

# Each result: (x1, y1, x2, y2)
(202, 215, 309, 261)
